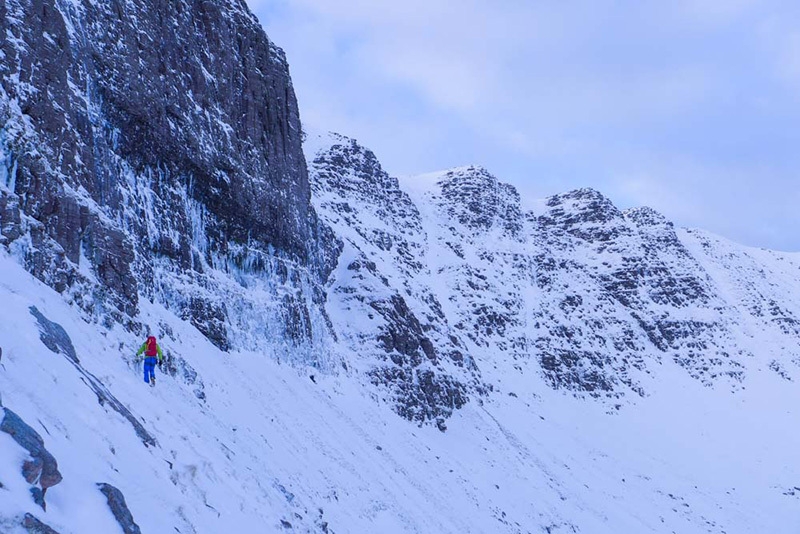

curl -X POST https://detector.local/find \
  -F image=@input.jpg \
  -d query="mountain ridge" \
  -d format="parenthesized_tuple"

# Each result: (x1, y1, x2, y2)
(307, 131, 798, 417)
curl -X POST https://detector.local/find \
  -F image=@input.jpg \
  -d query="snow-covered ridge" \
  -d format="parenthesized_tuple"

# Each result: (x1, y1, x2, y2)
(308, 133, 476, 424)
(307, 133, 800, 414)
(3, 240, 800, 533)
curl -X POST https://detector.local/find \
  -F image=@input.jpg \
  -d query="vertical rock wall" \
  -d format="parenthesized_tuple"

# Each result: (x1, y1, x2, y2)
(1, 0, 339, 356)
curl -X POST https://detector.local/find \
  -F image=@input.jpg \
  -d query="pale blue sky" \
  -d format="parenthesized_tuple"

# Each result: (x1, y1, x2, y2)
(249, 0, 800, 251)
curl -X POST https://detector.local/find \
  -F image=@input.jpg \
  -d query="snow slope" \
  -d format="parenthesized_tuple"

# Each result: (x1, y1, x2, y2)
(4, 245, 800, 533)
(2, 136, 800, 532)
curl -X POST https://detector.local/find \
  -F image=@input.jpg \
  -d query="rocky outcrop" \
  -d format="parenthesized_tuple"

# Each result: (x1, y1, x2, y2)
(0, 408, 62, 508)
(29, 307, 79, 364)
(309, 135, 476, 422)
(97, 483, 142, 534)
(309, 135, 799, 417)
(1, 0, 338, 354)
(30, 306, 157, 447)
(22, 513, 61, 534)
(437, 166, 522, 238)
(161, 350, 207, 402)
(540, 188, 628, 244)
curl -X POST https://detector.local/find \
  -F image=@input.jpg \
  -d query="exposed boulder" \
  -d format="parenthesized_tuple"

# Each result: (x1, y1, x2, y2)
(0, 408, 62, 501)
(22, 513, 61, 534)
(97, 483, 142, 534)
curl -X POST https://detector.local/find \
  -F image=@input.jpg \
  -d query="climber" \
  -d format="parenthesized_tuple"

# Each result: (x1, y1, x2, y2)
(136, 335, 163, 387)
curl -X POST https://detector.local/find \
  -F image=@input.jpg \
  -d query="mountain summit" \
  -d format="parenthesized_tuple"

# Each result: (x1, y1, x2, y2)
(309, 133, 799, 411)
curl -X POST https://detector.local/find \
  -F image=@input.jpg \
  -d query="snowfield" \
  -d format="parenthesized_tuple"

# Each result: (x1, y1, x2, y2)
(2, 229, 800, 533)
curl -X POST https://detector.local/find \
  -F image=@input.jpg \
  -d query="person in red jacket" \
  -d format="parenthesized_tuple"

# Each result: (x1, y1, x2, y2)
(136, 336, 164, 387)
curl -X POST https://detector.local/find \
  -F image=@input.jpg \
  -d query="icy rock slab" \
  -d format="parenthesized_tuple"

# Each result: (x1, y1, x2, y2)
(97, 483, 142, 534)
(0, 408, 62, 506)
(22, 513, 61, 534)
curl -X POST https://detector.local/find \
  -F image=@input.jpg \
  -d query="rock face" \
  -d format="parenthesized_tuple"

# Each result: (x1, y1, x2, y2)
(22, 513, 61, 534)
(1, 0, 338, 356)
(310, 134, 474, 422)
(0, 407, 62, 502)
(30, 306, 157, 447)
(308, 134, 800, 417)
(532, 188, 745, 394)
(97, 483, 142, 534)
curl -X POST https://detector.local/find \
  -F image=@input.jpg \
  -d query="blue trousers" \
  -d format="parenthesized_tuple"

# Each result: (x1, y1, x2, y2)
(143, 357, 157, 383)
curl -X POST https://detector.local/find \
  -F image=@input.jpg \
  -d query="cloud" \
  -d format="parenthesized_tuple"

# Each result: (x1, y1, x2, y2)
(677, 0, 760, 24)
(612, 161, 800, 252)
(249, 0, 800, 251)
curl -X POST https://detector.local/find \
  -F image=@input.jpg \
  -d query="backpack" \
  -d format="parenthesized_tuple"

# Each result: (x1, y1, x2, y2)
(145, 336, 158, 357)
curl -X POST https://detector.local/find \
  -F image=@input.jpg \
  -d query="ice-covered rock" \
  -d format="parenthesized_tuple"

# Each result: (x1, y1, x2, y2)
(0, 0, 338, 356)
(0, 408, 62, 502)
(22, 513, 61, 534)
(97, 483, 142, 534)
(310, 135, 798, 413)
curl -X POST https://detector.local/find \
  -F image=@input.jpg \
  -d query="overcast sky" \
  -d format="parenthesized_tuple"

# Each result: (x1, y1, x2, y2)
(248, 0, 800, 251)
